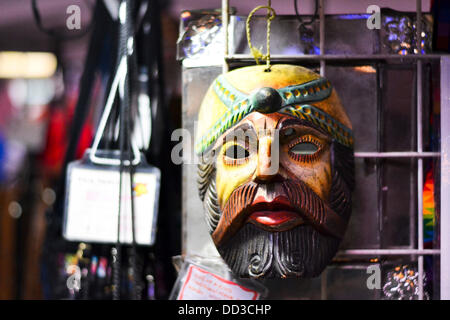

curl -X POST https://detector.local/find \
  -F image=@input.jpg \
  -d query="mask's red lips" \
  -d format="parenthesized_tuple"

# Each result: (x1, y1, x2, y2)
(247, 195, 305, 231)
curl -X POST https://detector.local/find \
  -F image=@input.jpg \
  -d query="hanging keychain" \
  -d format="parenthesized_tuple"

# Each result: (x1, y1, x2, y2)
(62, 0, 160, 251)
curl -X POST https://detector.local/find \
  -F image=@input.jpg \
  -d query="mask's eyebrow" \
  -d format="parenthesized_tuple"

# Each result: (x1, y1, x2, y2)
(214, 122, 256, 148)
(277, 117, 329, 137)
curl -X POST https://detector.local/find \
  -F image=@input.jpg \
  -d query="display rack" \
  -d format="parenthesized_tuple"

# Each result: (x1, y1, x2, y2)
(220, 0, 449, 300)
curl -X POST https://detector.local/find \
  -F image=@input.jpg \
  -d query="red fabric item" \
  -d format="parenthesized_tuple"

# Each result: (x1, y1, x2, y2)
(40, 91, 93, 173)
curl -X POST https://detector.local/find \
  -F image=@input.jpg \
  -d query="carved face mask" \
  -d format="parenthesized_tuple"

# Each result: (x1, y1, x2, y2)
(196, 65, 355, 278)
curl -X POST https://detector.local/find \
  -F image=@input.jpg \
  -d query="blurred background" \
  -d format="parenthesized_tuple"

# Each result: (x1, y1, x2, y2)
(0, 0, 448, 300)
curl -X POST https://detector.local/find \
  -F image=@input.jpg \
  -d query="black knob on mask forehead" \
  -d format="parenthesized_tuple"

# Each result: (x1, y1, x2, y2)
(251, 87, 283, 114)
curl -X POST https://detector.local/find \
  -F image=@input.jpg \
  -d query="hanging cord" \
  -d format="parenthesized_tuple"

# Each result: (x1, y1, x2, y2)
(122, 0, 141, 301)
(294, 0, 319, 29)
(112, 0, 140, 300)
(245, 0, 276, 71)
(112, 0, 130, 301)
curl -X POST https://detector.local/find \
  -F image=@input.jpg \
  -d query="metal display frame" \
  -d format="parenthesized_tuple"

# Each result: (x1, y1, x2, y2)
(220, 0, 449, 300)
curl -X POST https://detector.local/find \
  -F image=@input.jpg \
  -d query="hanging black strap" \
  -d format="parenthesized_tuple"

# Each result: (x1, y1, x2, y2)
(41, 0, 115, 299)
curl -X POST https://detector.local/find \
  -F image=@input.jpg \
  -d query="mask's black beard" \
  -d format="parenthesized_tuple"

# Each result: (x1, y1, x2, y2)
(218, 223, 340, 278)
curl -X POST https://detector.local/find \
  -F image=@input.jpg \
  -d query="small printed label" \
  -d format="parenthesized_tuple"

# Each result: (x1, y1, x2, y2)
(64, 163, 160, 245)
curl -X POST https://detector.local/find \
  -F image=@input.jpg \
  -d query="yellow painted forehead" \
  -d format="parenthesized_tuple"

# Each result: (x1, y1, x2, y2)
(196, 64, 353, 154)
(225, 64, 320, 93)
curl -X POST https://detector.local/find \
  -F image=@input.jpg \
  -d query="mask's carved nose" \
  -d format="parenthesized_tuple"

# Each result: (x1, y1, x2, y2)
(251, 87, 282, 114)
(254, 135, 282, 183)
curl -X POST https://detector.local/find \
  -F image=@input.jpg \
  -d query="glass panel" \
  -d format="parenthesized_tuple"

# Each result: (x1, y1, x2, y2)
(327, 66, 380, 249)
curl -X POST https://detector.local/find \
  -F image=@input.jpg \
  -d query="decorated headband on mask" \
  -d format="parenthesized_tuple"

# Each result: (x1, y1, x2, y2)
(195, 68, 354, 155)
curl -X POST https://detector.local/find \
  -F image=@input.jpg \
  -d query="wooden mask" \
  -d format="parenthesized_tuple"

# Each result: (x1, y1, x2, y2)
(196, 65, 355, 278)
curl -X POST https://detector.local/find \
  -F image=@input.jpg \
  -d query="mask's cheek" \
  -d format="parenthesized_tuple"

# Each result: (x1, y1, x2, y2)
(280, 149, 332, 202)
(215, 155, 257, 209)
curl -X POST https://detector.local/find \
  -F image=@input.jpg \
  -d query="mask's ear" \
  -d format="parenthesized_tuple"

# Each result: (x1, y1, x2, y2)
(197, 161, 214, 201)
(197, 148, 218, 200)
(330, 139, 355, 193)
(197, 154, 220, 233)
(329, 139, 355, 220)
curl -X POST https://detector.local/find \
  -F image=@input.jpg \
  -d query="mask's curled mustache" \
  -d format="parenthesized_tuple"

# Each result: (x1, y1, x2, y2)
(212, 179, 348, 246)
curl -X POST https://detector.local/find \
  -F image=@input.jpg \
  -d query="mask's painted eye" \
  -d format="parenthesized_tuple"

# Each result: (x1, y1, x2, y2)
(282, 127, 295, 137)
(224, 144, 249, 159)
(288, 136, 323, 163)
(289, 142, 318, 155)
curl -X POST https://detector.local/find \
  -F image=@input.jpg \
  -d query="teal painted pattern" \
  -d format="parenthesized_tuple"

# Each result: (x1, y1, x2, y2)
(278, 77, 332, 105)
(280, 105, 353, 147)
(213, 75, 249, 110)
(196, 76, 353, 154)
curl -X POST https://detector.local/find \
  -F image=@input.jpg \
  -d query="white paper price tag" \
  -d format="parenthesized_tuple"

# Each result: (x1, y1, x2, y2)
(177, 265, 260, 300)
(63, 160, 160, 246)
